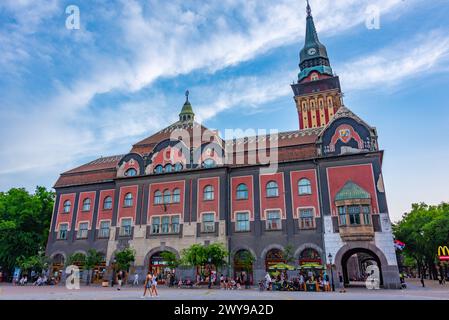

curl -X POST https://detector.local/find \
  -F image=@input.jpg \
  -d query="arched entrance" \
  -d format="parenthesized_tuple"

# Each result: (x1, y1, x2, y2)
(233, 250, 254, 285)
(51, 254, 65, 283)
(91, 253, 107, 284)
(299, 248, 322, 266)
(148, 251, 175, 283)
(341, 248, 383, 287)
(265, 249, 285, 271)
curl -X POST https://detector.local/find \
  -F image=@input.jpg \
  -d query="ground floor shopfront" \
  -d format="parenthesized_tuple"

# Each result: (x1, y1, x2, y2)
(48, 239, 400, 289)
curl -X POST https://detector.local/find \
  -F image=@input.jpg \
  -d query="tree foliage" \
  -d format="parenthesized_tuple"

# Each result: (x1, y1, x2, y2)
(115, 248, 135, 271)
(67, 252, 86, 267)
(393, 202, 449, 278)
(180, 243, 228, 269)
(234, 250, 255, 273)
(0, 187, 54, 272)
(160, 251, 179, 269)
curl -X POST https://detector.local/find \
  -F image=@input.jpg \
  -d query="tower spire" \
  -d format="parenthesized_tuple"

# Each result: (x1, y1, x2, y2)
(306, 0, 311, 17)
(179, 90, 195, 122)
(298, 0, 333, 82)
(291, 0, 343, 130)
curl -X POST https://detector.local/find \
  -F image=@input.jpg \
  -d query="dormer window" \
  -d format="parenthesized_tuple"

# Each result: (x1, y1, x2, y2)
(202, 158, 216, 168)
(125, 168, 137, 177)
(311, 73, 319, 81)
(154, 165, 163, 174)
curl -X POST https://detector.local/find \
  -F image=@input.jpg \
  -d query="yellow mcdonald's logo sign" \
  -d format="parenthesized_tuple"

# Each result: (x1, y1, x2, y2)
(438, 246, 449, 261)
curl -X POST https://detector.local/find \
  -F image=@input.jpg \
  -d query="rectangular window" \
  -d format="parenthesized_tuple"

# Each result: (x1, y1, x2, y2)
(202, 213, 215, 233)
(161, 216, 170, 233)
(362, 205, 371, 225)
(235, 212, 250, 232)
(299, 208, 315, 229)
(152, 217, 161, 234)
(266, 210, 281, 230)
(99, 221, 110, 238)
(171, 216, 180, 233)
(77, 222, 88, 239)
(348, 205, 361, 225)
(338, 206, 347, 225)
(58, 224, 68, 240)
(120, 218, 132, 236)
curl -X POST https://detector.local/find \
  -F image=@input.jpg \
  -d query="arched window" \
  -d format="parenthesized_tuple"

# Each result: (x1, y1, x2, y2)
(236, 183, 248, 200)
(154, 165, 163, 174)
(82, 198, 91, 211)
(202, 158, 216, 168)
(174, 162, 183, 171)
(165, 164, 173, 173)
(124, 193, 133, 207)
(103, 196, 112, 210)
(163, 189, 171, 204)
(203, 185, 214, 201)
(125, 168, 137, 177)
(63, 200, 71, 213)
(154, 190, 162, 205)
(172, 188, 180, 203)
(266, 181, 279, 197)
(298, 178, 312, 195)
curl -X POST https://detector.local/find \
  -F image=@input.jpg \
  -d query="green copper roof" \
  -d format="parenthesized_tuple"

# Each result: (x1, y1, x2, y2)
(298, 65, 333, 81)
(335, 181, 371, 201)
(179, 90, 195, 121)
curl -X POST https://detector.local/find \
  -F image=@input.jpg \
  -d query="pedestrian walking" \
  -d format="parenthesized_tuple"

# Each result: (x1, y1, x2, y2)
(142, 272, 152, 298)
(117, 271, 123, 291)
(338, 272, 345, 293)
(133, 272, 139, 286)
(420, 273, 425, 288)
(151, 273, 159, 297)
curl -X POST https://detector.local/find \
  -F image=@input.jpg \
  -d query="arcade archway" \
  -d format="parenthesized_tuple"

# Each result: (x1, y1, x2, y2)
(233, 249, 254, 285)
(265, 248, 285, 271)
(341, 248, 383, 287)
(51, 253, 65, 283)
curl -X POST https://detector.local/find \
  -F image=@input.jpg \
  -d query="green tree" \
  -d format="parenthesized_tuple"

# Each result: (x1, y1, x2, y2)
(180, 243, 228, 276)
(0, 187, 54, 273)
(67, 252, 86, 267)
(283, 244, 295, 264)
(393, 202, 449, 279)
(180, 244, 207, 268)
(85, 249, 104, 285)
(234, 250, 255, 273)
(160, 251, 180, 269)
(16, 252, 50, 275)
(115, 248, 135, 272)
(205, 243, 228, 270)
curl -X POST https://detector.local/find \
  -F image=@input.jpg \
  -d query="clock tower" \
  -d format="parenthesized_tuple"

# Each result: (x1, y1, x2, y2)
(292, 0, 343, 130)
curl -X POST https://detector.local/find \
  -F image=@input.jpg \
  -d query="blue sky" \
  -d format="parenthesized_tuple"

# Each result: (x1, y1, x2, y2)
(0, 0, 448, 222)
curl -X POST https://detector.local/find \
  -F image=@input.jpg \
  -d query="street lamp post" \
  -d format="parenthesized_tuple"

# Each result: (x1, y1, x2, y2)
(328, 253, 335, 292)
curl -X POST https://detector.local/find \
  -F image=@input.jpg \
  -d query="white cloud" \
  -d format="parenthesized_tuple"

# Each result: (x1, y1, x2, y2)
(0, 0, 421, 191)
(339, 31, 449, 91)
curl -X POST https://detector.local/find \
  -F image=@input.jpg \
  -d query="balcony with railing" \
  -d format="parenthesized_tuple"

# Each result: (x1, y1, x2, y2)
(147, 223, 182, 237)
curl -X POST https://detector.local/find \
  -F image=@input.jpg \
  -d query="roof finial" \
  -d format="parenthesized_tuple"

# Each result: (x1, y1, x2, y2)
(306, 0, 312, 17)
(185, 89, 189, 102)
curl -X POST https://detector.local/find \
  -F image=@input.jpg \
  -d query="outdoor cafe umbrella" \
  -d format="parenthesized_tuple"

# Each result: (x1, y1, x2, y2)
(268, 263, 296, 271)
(297, 263, 326, 270)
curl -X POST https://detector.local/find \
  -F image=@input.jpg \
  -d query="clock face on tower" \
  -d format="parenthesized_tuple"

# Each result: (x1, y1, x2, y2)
(307, 48, 317, 55)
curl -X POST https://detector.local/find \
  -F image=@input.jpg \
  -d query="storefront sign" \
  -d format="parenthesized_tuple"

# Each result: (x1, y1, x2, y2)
(438, 246, 449, 261)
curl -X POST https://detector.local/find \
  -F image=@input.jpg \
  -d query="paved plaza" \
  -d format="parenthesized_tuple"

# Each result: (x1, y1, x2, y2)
(0, 279, 448, 300)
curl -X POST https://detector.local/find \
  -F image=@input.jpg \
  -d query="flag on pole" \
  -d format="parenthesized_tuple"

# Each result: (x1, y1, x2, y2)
(394, 240, 405, 250)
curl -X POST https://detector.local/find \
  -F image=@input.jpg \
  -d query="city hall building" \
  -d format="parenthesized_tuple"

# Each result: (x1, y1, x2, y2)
(46, 3, 401, 289)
